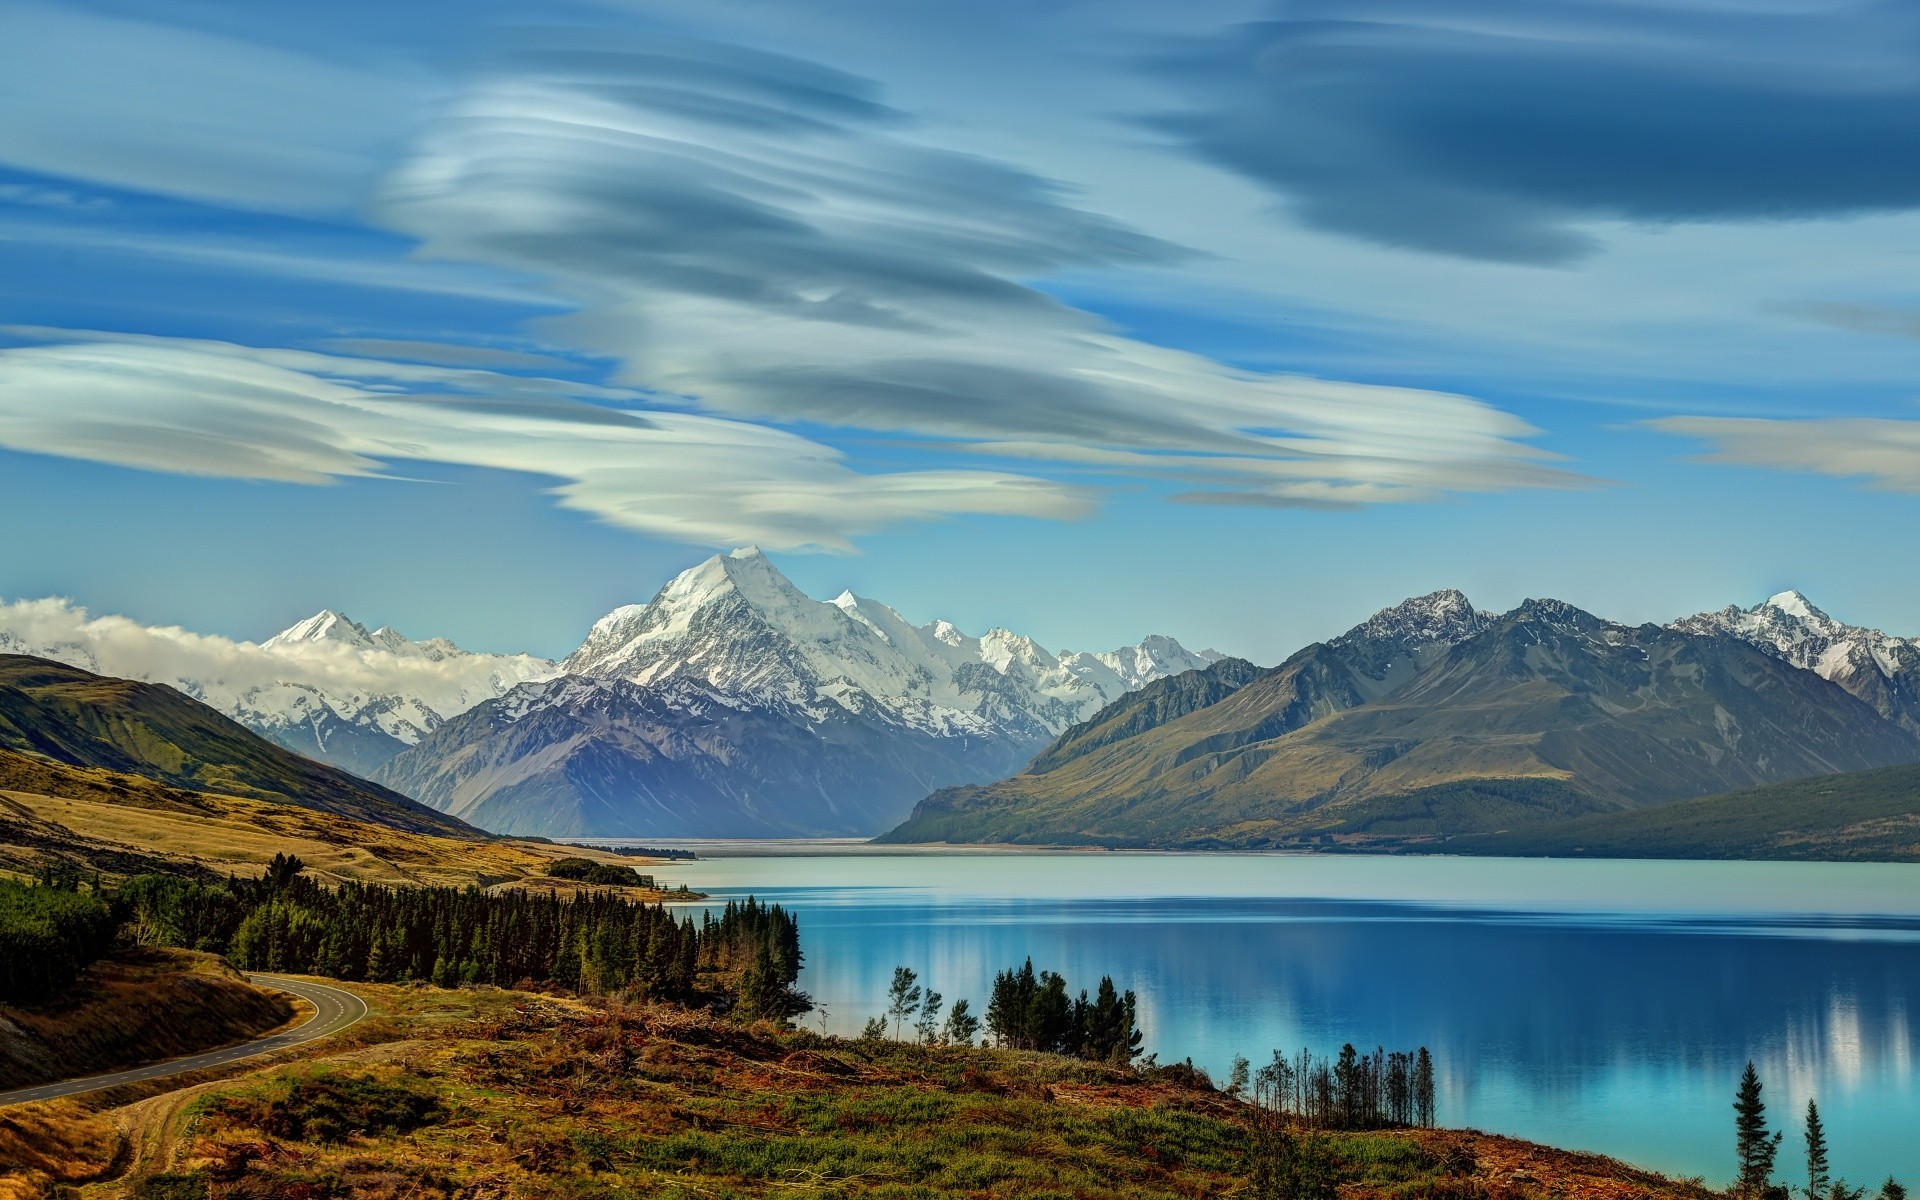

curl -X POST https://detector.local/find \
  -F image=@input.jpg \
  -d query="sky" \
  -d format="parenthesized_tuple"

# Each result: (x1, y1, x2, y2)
(3, 0, 1920, 663)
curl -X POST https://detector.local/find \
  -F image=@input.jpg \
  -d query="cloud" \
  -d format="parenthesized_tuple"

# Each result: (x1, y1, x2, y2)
(0, 596, 552, 724)
(1145, 0, 1920, 264)
(1649, 415, 1920, 493)
(0, 331, 1092, 551)
(372, 32, 1582, 508)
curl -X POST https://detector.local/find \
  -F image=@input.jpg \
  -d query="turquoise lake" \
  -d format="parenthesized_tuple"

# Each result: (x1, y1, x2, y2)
(653, 849, 1920, 1184)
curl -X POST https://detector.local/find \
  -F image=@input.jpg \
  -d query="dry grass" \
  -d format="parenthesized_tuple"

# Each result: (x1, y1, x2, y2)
(0, 949, 296, 1091)
(0, 978, 1717, 1200)
(0, 754, 691, 896)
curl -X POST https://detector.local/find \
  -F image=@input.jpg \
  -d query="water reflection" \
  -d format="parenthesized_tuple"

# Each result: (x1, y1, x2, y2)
(674, 859, 1920, 1183)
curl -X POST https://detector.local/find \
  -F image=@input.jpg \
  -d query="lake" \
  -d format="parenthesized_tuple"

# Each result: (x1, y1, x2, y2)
(652, 848, 1920, 1184)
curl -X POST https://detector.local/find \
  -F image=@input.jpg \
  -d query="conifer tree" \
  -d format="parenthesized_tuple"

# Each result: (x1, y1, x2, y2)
(1878, 1180, 1908, 1200)
(1412, 1048, 1436, 1129)
(1804, 1100, 1830, 1200)
(887, 966, 921, 1040)
(943, 998, 980, 1046)
(1735, 1062, 1784, 1198)
(915, 989, 944, 1044)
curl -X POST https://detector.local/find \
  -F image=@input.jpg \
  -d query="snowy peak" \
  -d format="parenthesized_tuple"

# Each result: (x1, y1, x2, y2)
(1338, 589, 1495, 648)
(265, 609, 377, 650)
(558, 547, 1216, 739)
(1672, 592, 1920, 733)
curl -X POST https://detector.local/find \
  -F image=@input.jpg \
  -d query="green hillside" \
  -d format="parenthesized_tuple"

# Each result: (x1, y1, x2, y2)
(1453, 762, 1920, 861)
(0, 654, 478, 838)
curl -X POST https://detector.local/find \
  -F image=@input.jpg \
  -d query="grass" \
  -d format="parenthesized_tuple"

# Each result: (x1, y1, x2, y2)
(0, 980, 1716, 1200)
(0, 948, 293, 1090)
(0, 750, 696, 895)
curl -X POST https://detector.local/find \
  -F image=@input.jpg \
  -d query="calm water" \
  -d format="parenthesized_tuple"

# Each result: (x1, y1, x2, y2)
(653, 850, 1920, 1183)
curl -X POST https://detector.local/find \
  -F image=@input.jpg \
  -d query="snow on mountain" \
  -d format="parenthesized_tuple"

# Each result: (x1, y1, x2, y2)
(0, 597, 557, 774)
(1672, 591, 1920, 733)
(560, 547, 1216, 741)
(1337, 588, 1497, 648)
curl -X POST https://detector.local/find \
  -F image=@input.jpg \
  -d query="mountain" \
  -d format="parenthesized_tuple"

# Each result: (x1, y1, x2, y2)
(0, 599, 556, 776)
(1672, 590, 1920, 735)
(377, 548, 1217, 837)
(881, 593, 1920, 848)
(1453, 761, 1920, 861)
(0, 654, 478, 837)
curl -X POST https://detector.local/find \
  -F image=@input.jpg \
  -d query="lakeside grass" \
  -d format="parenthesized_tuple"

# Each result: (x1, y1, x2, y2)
(2, 977, 1718, 1200)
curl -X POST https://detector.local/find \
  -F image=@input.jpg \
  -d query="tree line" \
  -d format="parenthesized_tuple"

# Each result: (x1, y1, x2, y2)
(1235, 1044, 1436, 1131)
(856, 958, 1145, 1064)
(0, 868, 115, 1004)
(1733, 1061, 1904, 1200)
(5, 854, 806, 1020)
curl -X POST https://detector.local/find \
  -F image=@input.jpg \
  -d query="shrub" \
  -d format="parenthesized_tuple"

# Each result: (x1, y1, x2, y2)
(210, 1072, 445, 1144)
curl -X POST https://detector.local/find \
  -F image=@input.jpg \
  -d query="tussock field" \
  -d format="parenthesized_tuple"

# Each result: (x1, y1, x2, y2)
(2, 977, 1717, 1200)
(0, 750, 690, 897)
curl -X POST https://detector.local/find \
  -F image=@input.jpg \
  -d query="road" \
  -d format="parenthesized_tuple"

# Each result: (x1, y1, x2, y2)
(0, 975, 368, 1109)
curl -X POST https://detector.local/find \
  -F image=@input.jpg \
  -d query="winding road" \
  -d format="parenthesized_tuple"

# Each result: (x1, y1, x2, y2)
(0, 975, 367, 1109)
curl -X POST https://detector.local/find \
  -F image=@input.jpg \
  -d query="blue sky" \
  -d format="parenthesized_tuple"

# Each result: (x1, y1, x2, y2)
(2, 0, 1919, 662)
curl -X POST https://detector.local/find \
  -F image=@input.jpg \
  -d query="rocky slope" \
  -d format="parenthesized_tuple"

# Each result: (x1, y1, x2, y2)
(1673, 590, 1920, 735)
(883, 593, 1920, 848)
(378, 549, 1216, 837)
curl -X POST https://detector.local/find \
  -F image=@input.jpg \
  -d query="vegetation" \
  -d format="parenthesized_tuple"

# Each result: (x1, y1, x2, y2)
(578, 843, 698, 861)
(0, 654, 474, 837)
(983, 958, 1144, 1063)
(8, 987, 1723, 1200)
(1730, 1064, 1889, 1200)
(0, 947, 293, 1091)
(1248, 1044, 1437, 1131)
(1458, 762, 1920, 862)
(543, 856, 656, 888)
(109, 853, 804, 1016)
(0, 872, 114, 1003)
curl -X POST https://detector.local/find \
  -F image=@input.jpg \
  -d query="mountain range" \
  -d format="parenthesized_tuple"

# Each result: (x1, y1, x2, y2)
(882, 590, 1920, 848)
(0, 549, 1215, 838)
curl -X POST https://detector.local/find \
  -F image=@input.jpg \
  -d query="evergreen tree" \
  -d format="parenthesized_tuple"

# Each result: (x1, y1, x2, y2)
(887, 966, 921, 1040)
(1412, 1048, 1436, 1129)
(1804, 1100, 1830, 1200)
(943, 998, 980, 1046)
(1735, 1062, 1785, 1198)
(915, 989, 944, 1044)
(1878, 1180, 1908, 1200)
(1227, 1056, 1251, 1098)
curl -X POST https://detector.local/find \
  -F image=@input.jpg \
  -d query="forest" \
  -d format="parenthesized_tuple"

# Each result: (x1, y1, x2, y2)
(2, 854, 806, 1019)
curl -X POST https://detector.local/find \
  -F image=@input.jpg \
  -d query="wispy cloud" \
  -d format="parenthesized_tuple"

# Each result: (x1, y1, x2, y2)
(372, 33, 1581, 510)
(1145, 0, 1920, 264)
(0, 330, 1092, 551)
(1649, 415, 1920, 494)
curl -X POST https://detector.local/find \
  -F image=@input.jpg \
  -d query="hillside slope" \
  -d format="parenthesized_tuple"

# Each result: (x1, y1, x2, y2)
(1454, 761, 1920, 861)
(883, 597, 1920, 848)
(0, 655, 477, 838)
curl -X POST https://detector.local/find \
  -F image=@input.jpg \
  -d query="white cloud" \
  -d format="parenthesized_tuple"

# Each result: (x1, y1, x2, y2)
(0, 596, 553, 736)
(1649, 416, 1920, 494)
(372, 35, 1586, 510)
(0, 331, 1092, 551)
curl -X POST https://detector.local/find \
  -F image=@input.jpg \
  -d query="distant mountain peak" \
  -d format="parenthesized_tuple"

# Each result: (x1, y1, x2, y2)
(266, 609, 376, 649)
(1763, 589, 1827, 621)
(1338, 588, 1493, 648)
(1510, 597, 1604, 629)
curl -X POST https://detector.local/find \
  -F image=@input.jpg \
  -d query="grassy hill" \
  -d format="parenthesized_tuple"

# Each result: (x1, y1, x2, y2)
(0, 748, 692, 893)
(0, 654, 473, 838)
(1454, 761, 1920, 861)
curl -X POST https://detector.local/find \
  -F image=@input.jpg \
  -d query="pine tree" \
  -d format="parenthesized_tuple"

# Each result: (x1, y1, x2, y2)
(915, 989, 944, 1044)
(943, 998, 980, 1046)
(1412, 1048, 1436, 1129)
(1735, 1062, 1784, 1198)
(1804, 1100, 1830, 1200)
(1878, 1179, 1908, 1200)
(887, 966, 921, 1040)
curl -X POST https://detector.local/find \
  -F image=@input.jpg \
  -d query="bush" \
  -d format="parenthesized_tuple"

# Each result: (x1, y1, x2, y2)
(0, 876, 116, 1004)
(210, 1072, 445, 1144)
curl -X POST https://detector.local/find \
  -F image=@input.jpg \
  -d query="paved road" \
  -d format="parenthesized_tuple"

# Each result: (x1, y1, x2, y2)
(0, 975, 368, 1109)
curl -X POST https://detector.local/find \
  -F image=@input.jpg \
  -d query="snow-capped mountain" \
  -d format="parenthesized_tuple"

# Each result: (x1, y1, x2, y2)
(562, 547, 1218, 741)
(0, 598, 557, 776)
(375, 548, 1220, 837)
(1672, 591, 1920, 733)
(1335, 588, 1496, 650)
